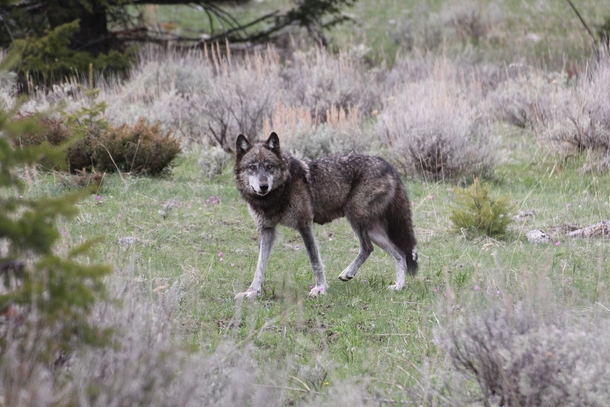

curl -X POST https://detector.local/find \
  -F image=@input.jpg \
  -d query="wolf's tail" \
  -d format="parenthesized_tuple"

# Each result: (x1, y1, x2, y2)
(386, 178, 418, 275)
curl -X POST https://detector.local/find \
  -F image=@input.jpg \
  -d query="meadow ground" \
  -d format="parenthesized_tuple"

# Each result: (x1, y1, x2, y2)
(20, 124, 609, 404)
(4, 0, 610, 404)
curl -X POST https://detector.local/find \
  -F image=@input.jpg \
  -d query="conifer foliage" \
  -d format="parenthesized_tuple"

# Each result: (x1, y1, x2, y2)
(0, 100, 111, 372)
(450, 178, 515, 238)
(1, 0, 358, 88)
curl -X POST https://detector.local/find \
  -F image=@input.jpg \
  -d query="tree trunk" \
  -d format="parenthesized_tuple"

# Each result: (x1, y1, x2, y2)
(47, 0, 115, 55)
(77, 1, 112, 53)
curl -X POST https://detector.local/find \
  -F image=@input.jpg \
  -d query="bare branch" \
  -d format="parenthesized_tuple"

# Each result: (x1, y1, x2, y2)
(565, 0, 596, 44)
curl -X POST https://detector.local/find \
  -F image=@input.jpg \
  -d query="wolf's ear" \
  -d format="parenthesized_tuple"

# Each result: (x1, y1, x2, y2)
(266, 132, 280, 153)
(236, 134, 251, 157)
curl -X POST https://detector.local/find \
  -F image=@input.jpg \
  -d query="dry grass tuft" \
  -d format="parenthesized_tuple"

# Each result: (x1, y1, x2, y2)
(262, 102, 366, 159)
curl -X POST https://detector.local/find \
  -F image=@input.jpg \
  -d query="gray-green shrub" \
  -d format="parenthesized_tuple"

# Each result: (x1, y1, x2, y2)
(0, 71, 16, 110)
(262, 103, 372, 159)
(279, 124, 369, 160)
(198, 145, 232, 179)
(439, 0, 495, 45)
(438, 300, 610, 407)
(487, 66, 566, 128)
(46, 46, 379, 150)
(280, 48, 381, 121)
(532, 56, 610, 153)
(68, 282, 277, 407)
(376, 60, 496, 179)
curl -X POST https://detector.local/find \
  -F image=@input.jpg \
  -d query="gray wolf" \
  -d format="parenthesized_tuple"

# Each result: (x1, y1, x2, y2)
(234, 132, 418, 299)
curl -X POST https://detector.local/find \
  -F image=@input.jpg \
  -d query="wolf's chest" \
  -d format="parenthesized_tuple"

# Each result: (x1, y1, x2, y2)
(246, 202, 300, 228)
(278, 208, 302, 228)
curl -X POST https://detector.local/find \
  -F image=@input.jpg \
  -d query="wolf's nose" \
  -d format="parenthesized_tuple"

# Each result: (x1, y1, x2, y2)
(259, 184, 269, 192)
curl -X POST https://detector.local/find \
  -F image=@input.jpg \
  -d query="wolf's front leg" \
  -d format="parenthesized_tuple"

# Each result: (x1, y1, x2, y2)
(236, 227, 275, 300)
(298, 225, 328, 297)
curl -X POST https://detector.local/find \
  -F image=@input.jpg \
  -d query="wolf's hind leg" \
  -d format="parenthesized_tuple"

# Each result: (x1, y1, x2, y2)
(369, 222, 407, 291)
(299, 225, 328, 296)
(338, 224, 373, 282)
(235, 227, 275, 300)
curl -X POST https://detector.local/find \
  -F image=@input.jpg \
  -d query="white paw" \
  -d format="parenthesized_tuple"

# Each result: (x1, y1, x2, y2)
(388, 282, 404, 291)
(235, 288, 259, 300)
(309, 285, 327, 297)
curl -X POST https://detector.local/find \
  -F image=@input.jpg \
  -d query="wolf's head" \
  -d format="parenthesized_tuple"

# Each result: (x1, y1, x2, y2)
(234, 132, 287, 197)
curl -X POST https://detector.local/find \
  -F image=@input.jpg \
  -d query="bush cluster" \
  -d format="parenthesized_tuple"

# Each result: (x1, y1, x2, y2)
(13, 116, 180, 176)
(0, 71, 17, 110)
(198, 145, 232, 180)
(26, 47, 507, 180)
(439, 0, 494, 45)
(100, 46, 380, 152)
(23, 44, 610, 180)
(261, 103, 368, 160)
(93, 119, 180, 175)
(11, 116, 72, 170)
(280, 48, 379, 120)
(62, 279, 279, 407)
(487, 67, 566, 129)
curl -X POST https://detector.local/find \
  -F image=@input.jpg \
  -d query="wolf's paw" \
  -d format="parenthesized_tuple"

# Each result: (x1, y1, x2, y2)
(235, 288, 259, 300)
(337, 269, 354, 281)
(308, 285, 327, 297)
(388, 281, 404, 291)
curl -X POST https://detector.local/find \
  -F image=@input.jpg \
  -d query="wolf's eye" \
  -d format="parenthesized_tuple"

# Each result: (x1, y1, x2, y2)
(248, 164, 257, 171)
(265, 164, 274, 170)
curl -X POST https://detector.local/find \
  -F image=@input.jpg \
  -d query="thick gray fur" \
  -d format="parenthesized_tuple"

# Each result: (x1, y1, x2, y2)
(234, 132, 418, 299)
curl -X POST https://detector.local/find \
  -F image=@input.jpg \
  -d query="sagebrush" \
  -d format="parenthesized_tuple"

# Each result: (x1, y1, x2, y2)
(439, 300, 610, 406)
(532, 56, 610, 155)
(376, 59, 496, 180)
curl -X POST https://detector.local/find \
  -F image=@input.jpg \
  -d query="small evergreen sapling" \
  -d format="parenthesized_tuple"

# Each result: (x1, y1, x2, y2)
(450, 178, 514, 238)
(62, 64, 109, 173)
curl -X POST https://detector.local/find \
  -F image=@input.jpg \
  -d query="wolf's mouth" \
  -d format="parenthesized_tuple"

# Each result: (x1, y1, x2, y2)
(253, 188, 270, 197)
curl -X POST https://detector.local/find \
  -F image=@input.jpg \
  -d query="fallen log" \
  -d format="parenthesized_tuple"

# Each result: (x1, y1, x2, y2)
(567, 221, 610, 238)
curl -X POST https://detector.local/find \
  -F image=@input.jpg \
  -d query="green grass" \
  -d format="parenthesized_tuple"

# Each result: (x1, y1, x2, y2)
(22, 124, 610, 401)
(142, 0, 608, 66)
